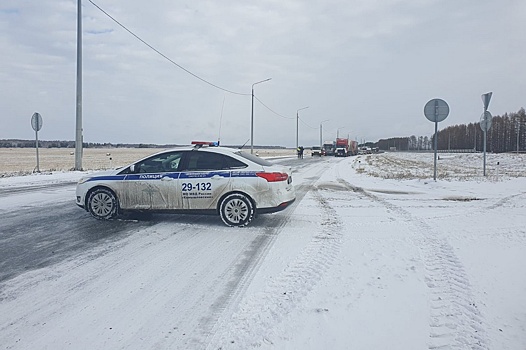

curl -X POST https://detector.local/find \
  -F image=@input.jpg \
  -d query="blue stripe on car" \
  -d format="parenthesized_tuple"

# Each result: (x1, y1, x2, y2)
(179, 171, 231, 179)
(86, 175, 127, 182)
(126, 173, 180, 180)
(231, 171, 258, 178)
(86, 171, 258, 182)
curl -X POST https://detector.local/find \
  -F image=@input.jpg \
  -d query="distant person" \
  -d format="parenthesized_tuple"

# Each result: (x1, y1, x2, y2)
(297, 147, 302, 159)
(299, 146, 304, 159)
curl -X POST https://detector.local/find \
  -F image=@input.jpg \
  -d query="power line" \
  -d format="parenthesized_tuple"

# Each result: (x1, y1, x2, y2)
(253, 96, 294, 120)
(299, 117, 317, 129)
(88, 0, 249, 96)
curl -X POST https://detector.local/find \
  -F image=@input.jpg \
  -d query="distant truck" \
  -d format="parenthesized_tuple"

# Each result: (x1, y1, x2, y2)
(349, 140, 358, 156)
(322, 141, 335, 156)
(335, 138, 349, 157)
(334, 138, 358, 157)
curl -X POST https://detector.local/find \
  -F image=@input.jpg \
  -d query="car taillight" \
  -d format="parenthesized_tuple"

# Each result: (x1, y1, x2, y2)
(256, 172, 289, 182)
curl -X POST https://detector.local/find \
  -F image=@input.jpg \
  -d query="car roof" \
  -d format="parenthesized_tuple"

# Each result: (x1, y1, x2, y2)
(133, 146, 246, 163)
(162, 145, 241, 154)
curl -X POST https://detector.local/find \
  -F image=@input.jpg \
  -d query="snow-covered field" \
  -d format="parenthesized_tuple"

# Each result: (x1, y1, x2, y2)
(0, 152, 525, 349)
(0, 147, 295, 176)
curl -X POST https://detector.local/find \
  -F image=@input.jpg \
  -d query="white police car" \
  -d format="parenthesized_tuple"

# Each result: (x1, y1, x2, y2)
(76, 143, 295, 227)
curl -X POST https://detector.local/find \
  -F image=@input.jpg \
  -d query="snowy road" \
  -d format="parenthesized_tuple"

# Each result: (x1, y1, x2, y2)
(1, 153, 525, 349)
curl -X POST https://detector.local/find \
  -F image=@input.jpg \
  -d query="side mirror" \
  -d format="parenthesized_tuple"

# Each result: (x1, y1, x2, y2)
(130, 164, 136, 173)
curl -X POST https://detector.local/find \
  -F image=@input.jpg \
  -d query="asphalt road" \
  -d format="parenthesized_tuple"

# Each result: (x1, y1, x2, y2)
(0, 156, 315, 284)
(0, 186, 158, 282)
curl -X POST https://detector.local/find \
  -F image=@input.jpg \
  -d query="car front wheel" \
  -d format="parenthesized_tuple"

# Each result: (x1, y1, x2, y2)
(219, 193, 254, 227)
(87, 188, 119, 220)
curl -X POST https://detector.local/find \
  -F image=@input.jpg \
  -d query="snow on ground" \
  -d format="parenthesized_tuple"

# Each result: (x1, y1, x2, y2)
(207, 152, 526, 349)
(0, 152, 525, 349)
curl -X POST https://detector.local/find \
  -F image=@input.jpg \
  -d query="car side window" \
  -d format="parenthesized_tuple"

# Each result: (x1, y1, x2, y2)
(224, 155, 247, 169)
(185, 152, 226, 171)
(136, 151, 183, 173)
(180, 152, 249, 171)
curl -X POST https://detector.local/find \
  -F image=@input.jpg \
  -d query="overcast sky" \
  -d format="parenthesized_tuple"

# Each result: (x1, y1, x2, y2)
(1, 0, 525, 148)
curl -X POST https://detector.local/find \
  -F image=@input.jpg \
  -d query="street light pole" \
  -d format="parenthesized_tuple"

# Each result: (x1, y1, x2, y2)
(75, 0, 83, 170)
(320, 119, 329, 149)
(250, 78, 272, 154)
(296, 106, 309, 150)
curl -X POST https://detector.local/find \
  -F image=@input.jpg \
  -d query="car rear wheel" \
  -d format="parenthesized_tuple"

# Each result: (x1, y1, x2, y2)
(219, 193, 254, 227)
(87, 188, 119, 220)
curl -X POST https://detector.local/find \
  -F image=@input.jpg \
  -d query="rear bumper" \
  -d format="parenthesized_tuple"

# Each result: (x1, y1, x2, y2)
(257, 198, 296, 214)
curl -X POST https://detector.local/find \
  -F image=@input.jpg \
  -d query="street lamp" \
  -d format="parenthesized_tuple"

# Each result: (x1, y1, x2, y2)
(251, 78, 272, 154)
(75, 0, 83, 170)
(320, 119, 329, 148)
(296, 106, 309, 150)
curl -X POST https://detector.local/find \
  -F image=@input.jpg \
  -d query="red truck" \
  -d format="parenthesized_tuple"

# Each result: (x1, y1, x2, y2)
(335, 138, 350, 157)
(335, 138, 358, 157)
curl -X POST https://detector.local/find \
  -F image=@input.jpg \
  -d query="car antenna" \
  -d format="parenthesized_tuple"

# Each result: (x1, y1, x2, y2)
(239, 139, 250, 149)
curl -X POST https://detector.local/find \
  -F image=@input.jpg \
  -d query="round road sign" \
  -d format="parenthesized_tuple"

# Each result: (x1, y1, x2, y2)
(424, 99, 450, 123)
(480, 111, 493, 131)
(31, 112, 43, 132)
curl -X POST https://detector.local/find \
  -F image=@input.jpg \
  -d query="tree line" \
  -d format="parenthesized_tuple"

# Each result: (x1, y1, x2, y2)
(0, 140, 181, 149)
(0, 139, 287, 149)
(3, 107, 524, 152)
(376, 107, 525, 153)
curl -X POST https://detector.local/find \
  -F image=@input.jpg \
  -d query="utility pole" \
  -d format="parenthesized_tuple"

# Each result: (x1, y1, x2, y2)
(250, 78, 271, 154)
(296, 106, 308, 150)
(75, 0, 83, 170)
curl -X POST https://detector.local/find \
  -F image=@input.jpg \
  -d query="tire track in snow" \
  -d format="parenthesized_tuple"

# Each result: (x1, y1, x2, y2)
(336, 178, 489, 350)
(485, 192, 526, 210)
(206, 186, 343, 348)
(199, 163, 329, 348)
(0, 181, 76, 196)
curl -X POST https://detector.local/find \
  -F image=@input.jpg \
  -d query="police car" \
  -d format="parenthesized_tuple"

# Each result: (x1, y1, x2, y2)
(76, 143, 296, 227)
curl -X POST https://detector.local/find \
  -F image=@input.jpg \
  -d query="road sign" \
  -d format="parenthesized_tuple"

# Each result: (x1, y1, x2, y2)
(481, 92, 492, 111)
(31, 112, 43, 132)
(31, 112, 43, 172)
(423, 98, 450, 181)
(480, 111, 493, 132)
(424, 99, 450, 123)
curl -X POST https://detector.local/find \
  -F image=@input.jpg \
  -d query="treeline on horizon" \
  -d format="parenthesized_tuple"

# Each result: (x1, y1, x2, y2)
(377, 107, 525, 153)
(2, 108, 524, 153)
(0, 139, 287, 150)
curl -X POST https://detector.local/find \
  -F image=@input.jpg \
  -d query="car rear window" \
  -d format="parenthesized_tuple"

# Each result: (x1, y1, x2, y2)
(236, 151, 273, 166)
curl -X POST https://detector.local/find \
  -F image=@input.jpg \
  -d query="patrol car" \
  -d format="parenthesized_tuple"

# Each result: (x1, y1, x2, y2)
(75, 143, 296, 227)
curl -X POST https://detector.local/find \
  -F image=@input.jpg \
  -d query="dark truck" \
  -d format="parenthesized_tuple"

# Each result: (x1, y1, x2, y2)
(322, 141, 335, 156)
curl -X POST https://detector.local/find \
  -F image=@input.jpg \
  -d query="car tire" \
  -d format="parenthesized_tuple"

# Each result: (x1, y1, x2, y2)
(219, 193, 254, 227)
(87, 188, 119, 220)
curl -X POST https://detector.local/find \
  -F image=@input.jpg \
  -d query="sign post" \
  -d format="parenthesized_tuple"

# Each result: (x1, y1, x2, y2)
(424, 98, 450, 181)
(481, 92, 493, 176)
(31, 112, 43, 173)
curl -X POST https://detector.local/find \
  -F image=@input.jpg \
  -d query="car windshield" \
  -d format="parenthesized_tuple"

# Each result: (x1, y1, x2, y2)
(236, 151, 273, 166)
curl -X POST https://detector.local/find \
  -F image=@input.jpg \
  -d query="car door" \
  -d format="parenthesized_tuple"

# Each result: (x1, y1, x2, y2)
(178, 151, 232, 210)
(120, 151, 183, 210)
